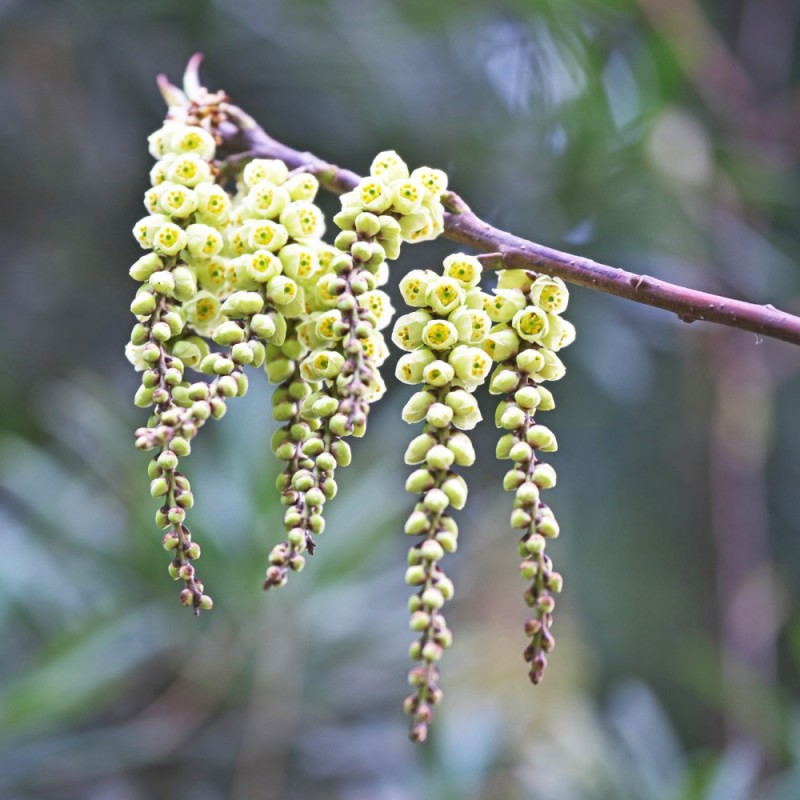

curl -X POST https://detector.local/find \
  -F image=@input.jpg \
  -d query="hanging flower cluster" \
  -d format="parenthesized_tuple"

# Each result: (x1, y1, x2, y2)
(484, 270, 575, 684)
(128, 115, 230, 613)
(262, 150, 449, 589)
(225, 158, 332, 589)
(392, 253, 491, 741)
(126, 61, 576, 743)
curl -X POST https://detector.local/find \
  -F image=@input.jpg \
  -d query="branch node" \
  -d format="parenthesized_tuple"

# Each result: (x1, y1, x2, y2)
(443, 191, 471, 214)
(477, 252, 505, 270)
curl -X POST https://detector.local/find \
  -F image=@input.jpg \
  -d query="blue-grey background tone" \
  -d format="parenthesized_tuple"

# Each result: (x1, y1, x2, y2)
(2, 0, 800, 797)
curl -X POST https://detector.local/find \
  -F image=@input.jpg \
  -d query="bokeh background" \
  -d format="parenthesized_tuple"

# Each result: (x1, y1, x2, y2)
(2, 0, 800, 797)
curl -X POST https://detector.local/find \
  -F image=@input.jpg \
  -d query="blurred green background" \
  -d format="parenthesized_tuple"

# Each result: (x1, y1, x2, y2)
(2, 0, 800, 797)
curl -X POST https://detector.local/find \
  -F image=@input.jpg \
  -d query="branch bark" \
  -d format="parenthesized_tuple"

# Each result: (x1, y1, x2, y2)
(217, 105, 800, 348)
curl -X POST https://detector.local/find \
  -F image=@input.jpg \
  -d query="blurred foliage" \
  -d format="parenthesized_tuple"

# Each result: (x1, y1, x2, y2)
(2, 0, 800, 797)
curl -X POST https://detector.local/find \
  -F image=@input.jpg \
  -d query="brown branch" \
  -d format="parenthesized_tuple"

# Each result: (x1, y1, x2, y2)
(217, 105, 800, 348)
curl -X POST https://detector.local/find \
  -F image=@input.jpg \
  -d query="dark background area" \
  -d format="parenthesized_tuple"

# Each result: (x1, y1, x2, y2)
(2, 0, 800, 797)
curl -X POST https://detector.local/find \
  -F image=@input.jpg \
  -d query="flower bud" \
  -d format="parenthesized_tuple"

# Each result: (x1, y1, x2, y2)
(503, 469, 525, 491)
(211, 321, 244, 346)
(436, 530, 458, 552)
(425, 444, 455, 471)
(354, 211, 382, 237)
(527, 425, 557, 451)
(421, 587, 445, 610)
(172, 267, 197, 302)
(406, 469, 435, 494)
(516, 482, 540, 505)
(150, 477, 169, 497)
(130, 252, 164, 282)
(323, 441, 347, 470)
(489, 369, 520, 395)
(446, 432, 475, 466)
(423, 488, 449, 513)
(547, 572, 564, 593)
(149, 321, 172, 343)
(425, 403, 454, 428)
(401, 390, 436, 424)
(405, 566, 427, 586)
(265, 356, 293, 383)
(409, 610, 431, 631)
(510, 441, 533, 463)
(515, 348, 545, 375)
(511, 508, 532, 529)
(130, 291, 157, 317)
(130, 323, 149, 345)
(222, 291, 265, 318)
(536, 386, 556, 411)
(149, 270, 176, 295)
(306, 487, 326, 508)
(538, 515, 560, 538)
(404, 433, 436, 465)
(311, 395, 339, 418)
(231, 342, 254, 365)
(405, 511, 430, 535)
(500, 405, 526, 430)
(328, 413, 350, 437)
(539, 350, 566, 382)
(216, 375, 239, 398)
(249, 313, 277, 340)
(514, 385, 541, 411)
(532, 463, 557, 489)
(133, 385, 154, 408)
(441, 475, 468, 509)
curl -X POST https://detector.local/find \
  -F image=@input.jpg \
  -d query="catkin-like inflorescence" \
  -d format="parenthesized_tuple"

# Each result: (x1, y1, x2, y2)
(129, 86, 301, 609)
(127, 59, 585, 746)
(484, 270, 575, 683)
(393, 253, 490, 742)
(263, 151, 448, 589)
(128, 113, 232, 613)
(217, 159, 332, 589)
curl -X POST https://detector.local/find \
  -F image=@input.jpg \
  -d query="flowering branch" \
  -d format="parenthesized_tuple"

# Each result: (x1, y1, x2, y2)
(216, 105, 800, 348)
